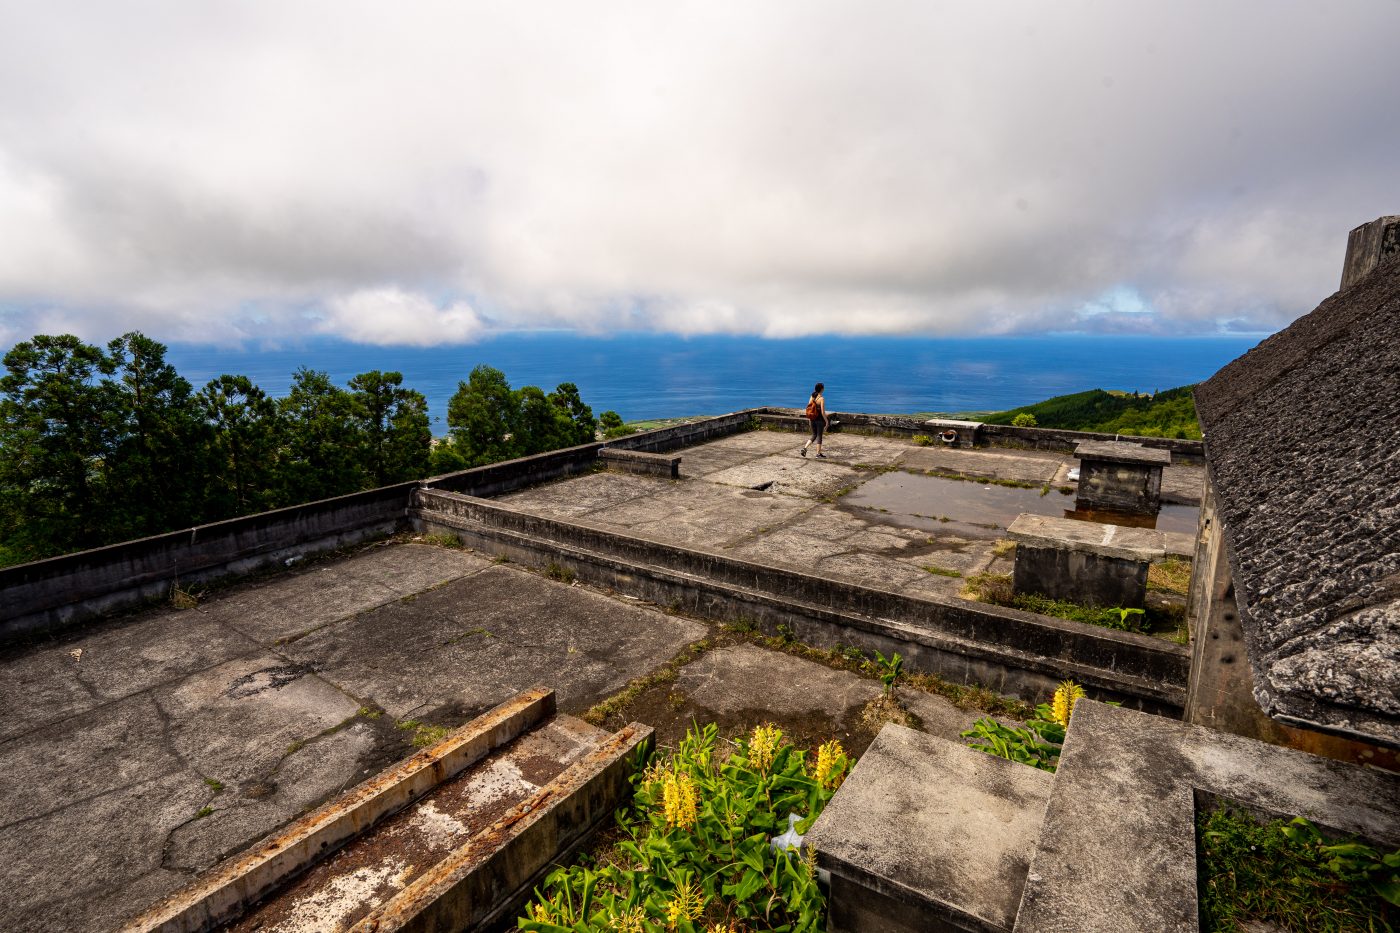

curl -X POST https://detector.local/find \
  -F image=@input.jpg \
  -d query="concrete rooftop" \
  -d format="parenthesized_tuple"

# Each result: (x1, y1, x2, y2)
(501, 429, 1203, 600)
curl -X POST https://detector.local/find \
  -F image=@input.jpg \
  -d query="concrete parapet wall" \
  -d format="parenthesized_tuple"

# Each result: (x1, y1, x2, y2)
(610, 410, 757, 452)
(753, 409, 1204, 463)
(598, 447, 682, 478)
(413, 489, 1189, 713)
(0, 482, 414, 643)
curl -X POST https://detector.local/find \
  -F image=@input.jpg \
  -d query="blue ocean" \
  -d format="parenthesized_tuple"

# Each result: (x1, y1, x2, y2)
(165, 333, 1261, 429)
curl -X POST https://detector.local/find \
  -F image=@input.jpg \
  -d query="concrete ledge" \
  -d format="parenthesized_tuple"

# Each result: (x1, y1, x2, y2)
(1074, 440, 1172, 466)
(413, 490, 1189, 712)
(809, 724, 1051, 933)
(0, 482, 415, 643)
(122, 687, 557, 933)
(922, 419, 983, 448)
(599, 447, 681, 478)
(1008, 514, 1168, 562)
(1013, 701, 1400, 933)
(353, 722, 653, 933)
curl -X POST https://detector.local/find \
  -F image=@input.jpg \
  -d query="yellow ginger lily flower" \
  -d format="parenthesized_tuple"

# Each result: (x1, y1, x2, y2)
(662, 768, 699, 830)
(814, 739, 846, 790)
(666, 876, 707, 927)
(1052, 680, 1086, 727)
(748, 723, 782, 774)
(611, 906, 646, 933)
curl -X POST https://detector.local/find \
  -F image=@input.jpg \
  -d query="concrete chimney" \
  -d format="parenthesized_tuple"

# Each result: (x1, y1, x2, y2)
(1340, 215, 1400, 290)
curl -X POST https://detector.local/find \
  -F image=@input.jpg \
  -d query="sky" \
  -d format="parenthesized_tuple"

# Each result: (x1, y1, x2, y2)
(1, 1, 1397, 349)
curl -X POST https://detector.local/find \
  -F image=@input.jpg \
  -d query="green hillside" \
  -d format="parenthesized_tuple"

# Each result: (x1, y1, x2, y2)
(982, 385, 1202, 439)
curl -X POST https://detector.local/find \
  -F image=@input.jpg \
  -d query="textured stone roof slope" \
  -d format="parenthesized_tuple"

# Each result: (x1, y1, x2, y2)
(1195, 252, 1400, 747)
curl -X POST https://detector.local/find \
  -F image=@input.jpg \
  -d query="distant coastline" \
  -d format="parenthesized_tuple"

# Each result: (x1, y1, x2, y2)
(164, 333, 1261, 428)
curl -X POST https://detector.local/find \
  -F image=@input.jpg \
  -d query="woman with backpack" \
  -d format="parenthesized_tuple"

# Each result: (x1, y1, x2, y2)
(800, 382, 828, 458)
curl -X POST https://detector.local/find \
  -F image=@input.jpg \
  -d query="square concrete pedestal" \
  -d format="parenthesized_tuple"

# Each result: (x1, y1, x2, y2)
(922, 418, 982, 448)
(806, 724, 1051, 933)
(1073, 440, 1170, 515)
(1007, 513, 1171, 608)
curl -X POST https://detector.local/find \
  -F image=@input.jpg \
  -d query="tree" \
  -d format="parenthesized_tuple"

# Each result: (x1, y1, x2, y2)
(598, 410, 630, 439)
(198, 375, 283, 518)
(548, 382, 596, 446)
(514, 384, 572, 456)
(348, 370, 430, 485)
(104, 332, 211, 539)
(445, 365, 520, 467)
(279, 368, 365, 503)
(0, 335, 121, 561)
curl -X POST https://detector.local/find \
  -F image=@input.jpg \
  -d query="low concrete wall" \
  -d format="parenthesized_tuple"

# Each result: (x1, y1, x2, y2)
(754, 408, 1205, 463)
(610, 410, 758, 452)
(0, 483, 415, 643)
(599, 448, 681, 478)
(413, 490, 1189, 713)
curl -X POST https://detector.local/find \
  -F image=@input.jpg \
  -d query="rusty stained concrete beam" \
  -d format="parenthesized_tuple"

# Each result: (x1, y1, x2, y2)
(350, 722, 653, 933)
(122, 686, 557, 933)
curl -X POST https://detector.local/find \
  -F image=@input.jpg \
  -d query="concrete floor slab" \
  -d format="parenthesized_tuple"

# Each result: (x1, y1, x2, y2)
(164, 720, 381, 872)
(589, 482, 816, 550)
(1161, 462, 1205, 504)
(498, 470, 664, 517)
(0, 770, 210, 932)
(206, 544, 491, 645)
(0, 692, 186, 826)
(0, 612, 263, 742)
(899, 446, 1066, 483)
(705, 455, 864, 499)
(155, 652, 362, 786)
(283, 566, 707, 720)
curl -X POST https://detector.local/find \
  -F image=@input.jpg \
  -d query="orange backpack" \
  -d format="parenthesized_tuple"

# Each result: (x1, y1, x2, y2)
(804, 396, 819, 418)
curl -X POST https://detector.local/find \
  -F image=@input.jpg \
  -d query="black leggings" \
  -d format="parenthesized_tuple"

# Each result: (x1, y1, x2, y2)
(808, 416, 824, 443)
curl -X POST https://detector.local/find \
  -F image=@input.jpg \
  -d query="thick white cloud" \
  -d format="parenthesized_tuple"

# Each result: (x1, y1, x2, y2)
(0, 0, 1396, 346)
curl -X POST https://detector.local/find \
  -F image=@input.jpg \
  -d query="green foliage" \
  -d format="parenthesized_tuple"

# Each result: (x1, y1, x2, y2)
(0, 332, 608, 567)
(961, 709, 1065, 772)
(984, 385, 1202, 439)
(911, 433, 933, 446)
(872, 650, 903, 696)
(1008, 592, 1149, 633)
(1010, 412, 1038, 427)
(519, 723, 849, 932)
(1198, 805, 1399, 932)
(599, 409, 632, 439)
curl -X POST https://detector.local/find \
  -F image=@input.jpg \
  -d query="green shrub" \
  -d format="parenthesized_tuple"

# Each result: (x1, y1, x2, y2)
(1011, 412, 1038, 427)
(912, 434, 934, 446)
(1199, 805, 1399, 932)
(519, 723, 850, 932)
(961, 680, 1083, 772)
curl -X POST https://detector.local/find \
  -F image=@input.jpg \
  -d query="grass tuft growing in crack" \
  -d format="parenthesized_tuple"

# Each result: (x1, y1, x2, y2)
(583, 637, 715, 726)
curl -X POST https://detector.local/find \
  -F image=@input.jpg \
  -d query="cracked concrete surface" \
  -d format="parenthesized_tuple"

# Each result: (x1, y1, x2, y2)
(502, 431, 1202, 602)
(0, 541, 703, 933)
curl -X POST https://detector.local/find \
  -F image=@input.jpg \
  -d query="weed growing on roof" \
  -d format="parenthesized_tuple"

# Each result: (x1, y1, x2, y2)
(960, 680, 1085, 772)
(519, 722, 848, 932)
(1198, 805, 1399, 932)
(420, 532, 463, 549)
(396, 719, 453, 748)
(923, 564, 963, 578)
(1148, 557, 1193, 596)
(545, 562, 576, 584)
(583, 638, 715, 726)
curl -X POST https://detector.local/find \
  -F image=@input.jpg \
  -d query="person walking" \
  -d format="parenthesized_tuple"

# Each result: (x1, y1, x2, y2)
(800, 382, 829, 458)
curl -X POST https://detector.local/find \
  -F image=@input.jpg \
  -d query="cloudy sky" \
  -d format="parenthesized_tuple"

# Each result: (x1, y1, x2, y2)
(1, 1, 1397, 348)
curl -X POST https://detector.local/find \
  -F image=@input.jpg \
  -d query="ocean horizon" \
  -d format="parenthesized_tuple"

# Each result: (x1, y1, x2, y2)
(163, 333, 1263, 429)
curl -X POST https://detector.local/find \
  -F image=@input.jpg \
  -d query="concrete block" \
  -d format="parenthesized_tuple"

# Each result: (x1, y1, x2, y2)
(1340, 214, 1400, 289)
(922, 419, 983, 448)
(1009, 513, 1166, 608)
(599, 447, 682, 478)
(807, 724, 1051, 933)
(1073, 441, 1168, 515)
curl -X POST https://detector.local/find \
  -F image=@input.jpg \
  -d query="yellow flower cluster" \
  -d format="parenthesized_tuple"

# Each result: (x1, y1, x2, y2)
(527, 898, 558, 924)
(611, 905, 646, 933)
(707, 923, 739, 933)
(1051, 680, 1086, 727)
(814, 739, 846, 790)
(662, 767, 699, 831)
(748, 723, 782, 774)
(666, 876, 707, 927)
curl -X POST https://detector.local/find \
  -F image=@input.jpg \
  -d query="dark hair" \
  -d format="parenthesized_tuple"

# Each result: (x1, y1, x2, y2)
(812, 382, 824, 398)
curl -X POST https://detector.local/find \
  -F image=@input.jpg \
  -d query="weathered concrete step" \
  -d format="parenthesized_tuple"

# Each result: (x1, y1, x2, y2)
(807, 723, 1053, 933)
(123, 687, 652, 933)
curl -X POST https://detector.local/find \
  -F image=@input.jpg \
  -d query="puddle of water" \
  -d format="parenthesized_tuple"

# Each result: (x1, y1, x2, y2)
(842, 471, 1199, 535)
